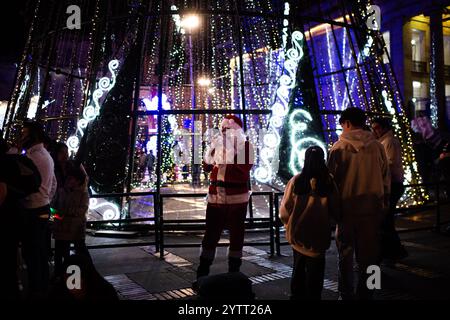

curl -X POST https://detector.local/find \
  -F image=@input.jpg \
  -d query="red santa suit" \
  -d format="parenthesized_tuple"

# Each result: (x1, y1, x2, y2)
(198, 115, 253, 276)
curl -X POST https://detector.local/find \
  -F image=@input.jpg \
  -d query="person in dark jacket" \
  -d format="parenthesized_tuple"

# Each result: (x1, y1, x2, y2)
(0, 137, 41, 300)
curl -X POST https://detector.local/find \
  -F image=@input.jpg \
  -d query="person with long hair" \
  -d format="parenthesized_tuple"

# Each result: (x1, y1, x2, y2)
(280, 146, 340, 300)
(19, 121, 57, 299)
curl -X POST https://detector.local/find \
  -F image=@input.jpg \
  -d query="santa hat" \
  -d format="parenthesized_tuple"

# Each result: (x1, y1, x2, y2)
(221, 114, 243, 130)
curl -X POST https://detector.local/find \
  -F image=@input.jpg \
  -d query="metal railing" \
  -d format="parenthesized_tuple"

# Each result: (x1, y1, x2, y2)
(157, 191, 274, 259)
(273, 181, 449, 256)
(84, 181, 449, 258)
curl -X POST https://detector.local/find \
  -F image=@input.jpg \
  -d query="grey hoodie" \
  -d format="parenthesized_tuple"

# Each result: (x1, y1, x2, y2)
(328, 129, 391, 219)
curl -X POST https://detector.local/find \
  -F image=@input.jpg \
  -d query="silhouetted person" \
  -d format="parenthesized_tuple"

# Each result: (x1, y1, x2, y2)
(195, 115, 253, 290)
(328, 108, 390, 300)
(51, 142, 69, 189)
(19, 121, 57, 299)
(372, 117, 408, 260)
(280, 146, 340, 300)
(52, 161, 91, 278)
(0, 137, 41, 300)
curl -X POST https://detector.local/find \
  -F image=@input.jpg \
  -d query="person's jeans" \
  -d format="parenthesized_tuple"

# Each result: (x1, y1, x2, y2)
(54, 239, 92, 277)
(22, 208, 50, 296)
(336, 216, 381, 300)
(381, 182, 405, 257)
(290, 250, 325, 300)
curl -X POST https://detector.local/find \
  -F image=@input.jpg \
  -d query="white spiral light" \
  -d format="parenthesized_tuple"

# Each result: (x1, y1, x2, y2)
(255, 26, 305, 183)
(67, 59, 120, 153)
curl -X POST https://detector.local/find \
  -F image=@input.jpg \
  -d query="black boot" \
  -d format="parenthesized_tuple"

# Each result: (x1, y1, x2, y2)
(193, 257, 213, 292)
(197, 256, 213, 278)
(228, 257, 242, 273)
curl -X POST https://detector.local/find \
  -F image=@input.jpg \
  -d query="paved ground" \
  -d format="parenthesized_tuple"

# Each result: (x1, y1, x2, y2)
(82, 183, 450, 300)
(86, 221, 450, 300)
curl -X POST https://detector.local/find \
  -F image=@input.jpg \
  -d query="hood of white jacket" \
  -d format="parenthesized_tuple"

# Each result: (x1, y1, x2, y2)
(339, 129, 378, 153)
(378, 130, 395, 145)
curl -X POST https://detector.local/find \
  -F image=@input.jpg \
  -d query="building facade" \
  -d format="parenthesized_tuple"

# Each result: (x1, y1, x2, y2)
(378, 0, 450, 131)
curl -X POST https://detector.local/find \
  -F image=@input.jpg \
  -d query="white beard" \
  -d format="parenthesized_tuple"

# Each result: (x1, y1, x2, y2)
(204, 129, 246, 165)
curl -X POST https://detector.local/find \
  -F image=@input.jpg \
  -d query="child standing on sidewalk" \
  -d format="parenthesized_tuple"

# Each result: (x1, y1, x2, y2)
(280, 146, 340, 300)
(52, 160, 91, 277)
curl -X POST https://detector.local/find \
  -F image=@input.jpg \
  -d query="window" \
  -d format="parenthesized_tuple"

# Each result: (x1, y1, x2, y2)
(444, 36, 450, 66)
(411, 29, 425, 62)
(412, 81, 428, 111)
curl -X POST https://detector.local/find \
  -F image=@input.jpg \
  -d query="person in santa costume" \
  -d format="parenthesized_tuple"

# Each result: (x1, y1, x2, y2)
(196, 114, 253, 283)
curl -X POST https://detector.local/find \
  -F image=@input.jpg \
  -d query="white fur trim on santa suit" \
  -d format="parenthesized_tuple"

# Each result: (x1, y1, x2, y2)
(207, 190, 250, 204)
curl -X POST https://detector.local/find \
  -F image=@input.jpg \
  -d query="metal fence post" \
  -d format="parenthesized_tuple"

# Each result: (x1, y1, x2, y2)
(269, 193, 275, 256)
(159, 195, 165, 259)
(154, 194, 160, 253)
(274, 194, 281, 256)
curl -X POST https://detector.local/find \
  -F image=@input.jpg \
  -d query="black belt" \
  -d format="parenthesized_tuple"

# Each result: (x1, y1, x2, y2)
(24, 205, 51, 219)
(211, 181, 248, 188)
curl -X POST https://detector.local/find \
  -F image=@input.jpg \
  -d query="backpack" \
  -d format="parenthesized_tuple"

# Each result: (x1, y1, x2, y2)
(285, 178, 331, 253)
(0, 155, 41, 199)
(197, 272, 255, 301)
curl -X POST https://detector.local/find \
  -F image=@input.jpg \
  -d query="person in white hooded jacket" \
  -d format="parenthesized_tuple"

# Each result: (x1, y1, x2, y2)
(328, 108, 390, 300)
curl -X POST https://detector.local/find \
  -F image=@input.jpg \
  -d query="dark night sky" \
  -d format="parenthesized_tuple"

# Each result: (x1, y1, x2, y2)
(0, 1, 31, 100)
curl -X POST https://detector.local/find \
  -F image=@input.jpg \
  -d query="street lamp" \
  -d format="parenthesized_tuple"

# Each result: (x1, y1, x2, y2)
(181, 14, 200, 30)
(198, 77, 211, 87)
(181, 14, 201, 187)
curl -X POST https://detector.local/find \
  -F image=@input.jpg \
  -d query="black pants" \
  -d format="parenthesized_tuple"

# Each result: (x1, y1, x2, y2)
(291, 250, 325, 300)
(0, 238, 20, 300)
(381, 182, 405, 257)
(22, 209, 50, 296)
(54, 239, 92, 277)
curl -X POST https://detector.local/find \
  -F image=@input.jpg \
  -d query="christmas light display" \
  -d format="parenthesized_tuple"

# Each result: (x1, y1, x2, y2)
(4, 0, 430, 223)
(67, 59, 120, 154)
(255, 3, 306, 183)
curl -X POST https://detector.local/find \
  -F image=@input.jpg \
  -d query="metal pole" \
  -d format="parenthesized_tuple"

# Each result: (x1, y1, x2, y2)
(154, 192, 160, 252)
(159, 196, 164, 259)
(269, 193, 274, 256)
(156, 2, 170, 260)
(189, 33, 197, 187)
(274, 194, 281, 256)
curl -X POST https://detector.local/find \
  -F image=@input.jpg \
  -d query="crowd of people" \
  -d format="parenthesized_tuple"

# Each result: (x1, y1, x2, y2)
(0, 108, 448, 302)
(194, 109, 448, 301)
(0, 122, 117, 301)
(278, 107, 449, 300)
